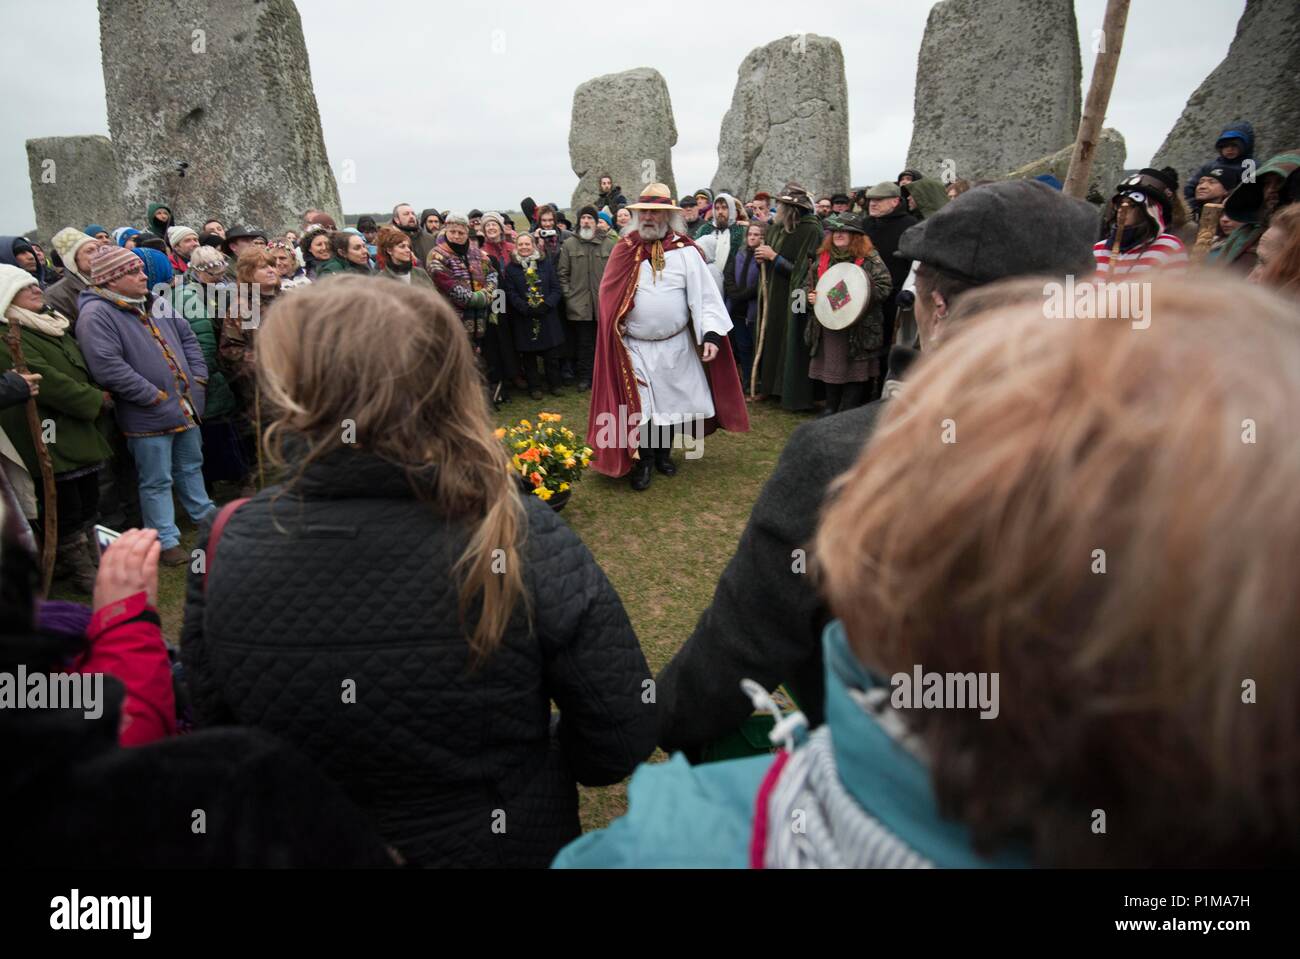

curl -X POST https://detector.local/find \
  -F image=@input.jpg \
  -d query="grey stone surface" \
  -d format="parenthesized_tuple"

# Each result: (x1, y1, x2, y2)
(99, 0, 341, 235)
(907, 0, 1081, 180)
(1004, 127, 1127, 203)
(710, 33, 850, 200)
(1152, 0, 1300, 180)
(25, 135, 127, 242)
(570, 67, 677, 211)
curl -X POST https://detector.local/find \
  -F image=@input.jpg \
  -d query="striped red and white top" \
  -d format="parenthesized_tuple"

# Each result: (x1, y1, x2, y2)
(1092, 233, 1189, 275)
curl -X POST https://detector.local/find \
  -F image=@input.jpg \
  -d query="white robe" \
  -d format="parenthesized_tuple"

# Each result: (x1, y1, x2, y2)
(622, 246, 733, 427)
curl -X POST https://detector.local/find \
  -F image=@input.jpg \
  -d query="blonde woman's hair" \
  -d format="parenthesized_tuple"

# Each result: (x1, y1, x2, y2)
(257, 276, 528, 664)
(816, 272, 1300, 866)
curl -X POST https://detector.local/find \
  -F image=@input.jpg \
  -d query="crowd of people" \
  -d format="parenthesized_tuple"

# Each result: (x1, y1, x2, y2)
(2, 114, 1300, 868)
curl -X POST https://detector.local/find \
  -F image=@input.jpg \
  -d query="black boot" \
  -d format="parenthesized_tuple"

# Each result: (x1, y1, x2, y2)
(629, 454, 653, 491)
(841, 381, 867, 410)
(654, 446, 677, 476)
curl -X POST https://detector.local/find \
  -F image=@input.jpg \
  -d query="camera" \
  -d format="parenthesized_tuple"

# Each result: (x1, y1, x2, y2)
(538, 228, 556, 238)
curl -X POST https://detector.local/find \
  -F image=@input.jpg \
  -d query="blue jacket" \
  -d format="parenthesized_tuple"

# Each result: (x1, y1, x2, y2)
(553, 621, 1032, 869)
(1183, 119, 1255, 201)
(75, 288, 207, 435)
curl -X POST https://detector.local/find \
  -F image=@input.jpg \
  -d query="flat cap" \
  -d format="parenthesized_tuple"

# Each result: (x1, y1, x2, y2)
(897, 180, 1100, 285)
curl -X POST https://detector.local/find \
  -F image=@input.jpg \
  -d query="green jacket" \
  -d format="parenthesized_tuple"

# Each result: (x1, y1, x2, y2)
(758, 213, 824, 410)
(556, 233, 615, 322)
(171, 279, 238, 419)
(0, 322, 112, 475)
(905, 178, 950, 220)
(314, 258, 372, 279)
(804, 248, 894, 361)
(1210, 153, 1300, 267)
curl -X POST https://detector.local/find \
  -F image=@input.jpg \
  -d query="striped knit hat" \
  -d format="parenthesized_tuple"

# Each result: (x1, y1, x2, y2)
(90, 244, 143, 286)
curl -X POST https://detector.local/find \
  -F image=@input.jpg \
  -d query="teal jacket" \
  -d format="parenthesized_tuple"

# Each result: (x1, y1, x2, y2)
(553, 621, 1032, 869)
(171, 278, 238, 420)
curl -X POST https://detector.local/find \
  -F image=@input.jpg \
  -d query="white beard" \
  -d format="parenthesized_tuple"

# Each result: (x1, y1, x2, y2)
(638, 220, 669, 241)
(579, 226, 595, 240)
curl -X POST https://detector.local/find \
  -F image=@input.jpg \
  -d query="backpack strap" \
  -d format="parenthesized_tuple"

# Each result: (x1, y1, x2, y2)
(203, 497, 249, 594)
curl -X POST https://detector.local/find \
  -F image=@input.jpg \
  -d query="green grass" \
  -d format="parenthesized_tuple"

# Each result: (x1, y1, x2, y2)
(55, 384, 809, 832)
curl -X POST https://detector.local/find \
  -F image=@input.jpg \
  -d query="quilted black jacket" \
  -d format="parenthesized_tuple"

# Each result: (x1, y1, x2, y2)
(181, 450, 656, 868)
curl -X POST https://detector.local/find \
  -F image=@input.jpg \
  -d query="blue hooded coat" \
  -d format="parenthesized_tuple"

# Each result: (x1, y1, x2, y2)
(1184, 119, 1256, 202)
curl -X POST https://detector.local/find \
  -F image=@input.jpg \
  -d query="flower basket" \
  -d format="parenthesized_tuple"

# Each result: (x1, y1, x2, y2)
(496, 412, 592, 511)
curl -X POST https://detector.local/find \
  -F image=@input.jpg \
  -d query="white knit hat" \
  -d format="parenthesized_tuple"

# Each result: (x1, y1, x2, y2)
(0, 263, 38, 316)
(51, 227, 98, 282)
(167, 225, 198, 249)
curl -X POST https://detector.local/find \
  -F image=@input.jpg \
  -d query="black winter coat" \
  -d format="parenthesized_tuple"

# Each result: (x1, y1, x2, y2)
(656, 399, 885, 756)
(865, 206, 920, 294)
(1, 670, 394, 868)
(504, 256, 566, 352)
(181, 449, 655, 868)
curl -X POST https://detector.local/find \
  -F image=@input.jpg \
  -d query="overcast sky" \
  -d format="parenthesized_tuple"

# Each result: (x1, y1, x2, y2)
(1, 0, 1244, 229)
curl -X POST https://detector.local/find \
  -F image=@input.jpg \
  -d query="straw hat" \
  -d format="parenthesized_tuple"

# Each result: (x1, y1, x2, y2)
(625, 183, 678, 211)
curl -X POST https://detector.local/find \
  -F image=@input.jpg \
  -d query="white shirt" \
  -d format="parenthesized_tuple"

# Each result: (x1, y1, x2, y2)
(622, 244, 732, 427)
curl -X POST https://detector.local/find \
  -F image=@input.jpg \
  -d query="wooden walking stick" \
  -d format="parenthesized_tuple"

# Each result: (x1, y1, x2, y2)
(750, 262, 769, 397)
(1109, 203, 1129, 277)
(1192, 202, 1225, 262)
(5, 325, 57, 594)
(1063, 0, 1131, 199)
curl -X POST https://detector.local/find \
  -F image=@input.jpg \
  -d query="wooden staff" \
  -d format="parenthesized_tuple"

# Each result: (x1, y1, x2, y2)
(4, 325, 57, 594)
(1192, 202, 1224, 262)
(750, 262, 769, 397)
(1108, 203, 1129, 277)
(1063, 0, 1132, 199)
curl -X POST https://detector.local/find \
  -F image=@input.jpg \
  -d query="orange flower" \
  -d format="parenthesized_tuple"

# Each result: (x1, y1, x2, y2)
(530, 471, 543, 487)
(518, 447, 541, 463)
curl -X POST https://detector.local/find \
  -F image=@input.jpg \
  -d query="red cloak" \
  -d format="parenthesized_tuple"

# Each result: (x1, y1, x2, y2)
(586, 230, 750, 478)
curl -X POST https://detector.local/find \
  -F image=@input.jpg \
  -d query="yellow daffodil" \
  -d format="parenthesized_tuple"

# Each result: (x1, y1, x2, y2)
(534, 486, 553, 501)
(520, 419, 532, 430)
(558, 482, 570, 492)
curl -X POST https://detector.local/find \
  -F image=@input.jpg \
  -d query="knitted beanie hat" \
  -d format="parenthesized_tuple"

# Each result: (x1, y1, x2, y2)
(51, 227, 98, 280)
(90, 244, 143, 286)
(167, 225, 198, 249)
(0, 263, 38, 315)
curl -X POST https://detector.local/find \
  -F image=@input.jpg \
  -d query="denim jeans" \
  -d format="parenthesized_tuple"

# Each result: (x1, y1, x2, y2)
(126, 427, 216, 549)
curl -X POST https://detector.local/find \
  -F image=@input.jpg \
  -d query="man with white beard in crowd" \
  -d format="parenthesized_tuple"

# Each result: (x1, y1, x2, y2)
(557, 206, 616, 391)
(586, 184, 749, 491)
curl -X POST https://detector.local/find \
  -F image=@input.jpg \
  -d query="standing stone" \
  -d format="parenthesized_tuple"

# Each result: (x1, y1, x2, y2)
(710, 34, 850, 200)
(1004, 128, 1127, 203)
(26, 136, 128, 242)
(1153, 0, 1300, 183)
(570, 67, 677, 212)
(907, 0, 1081, 181)
(99, 0, 341, 235)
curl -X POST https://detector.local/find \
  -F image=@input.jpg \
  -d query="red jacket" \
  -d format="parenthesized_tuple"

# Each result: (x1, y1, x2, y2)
(74, 591, 176, 746)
